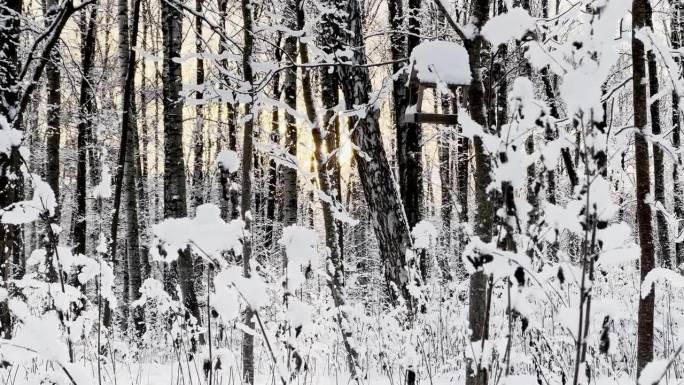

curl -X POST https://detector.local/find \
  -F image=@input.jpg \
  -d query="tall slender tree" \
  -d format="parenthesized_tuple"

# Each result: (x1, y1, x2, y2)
(645, 3, 671, 269)
(337, 0, 414, 310)
(462, 0, 494, 383)
(0, 0, 23, 339)
(74, 8, 97, 257)
(161, 0, 201, 340)
(632, 0, 655, 374)
(390, 0, 423, 236)
(672, 2, 684, 269)
(239, 0, 256, 381)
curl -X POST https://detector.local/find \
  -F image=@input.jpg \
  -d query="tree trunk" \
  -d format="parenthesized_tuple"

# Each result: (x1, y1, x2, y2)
(337, 0, 414, 310)
(439, 97, 453, 279)
(282, 0, 299, 241)
(632, 0, 655, 374)
(45, 0, 61, 220)
(192, 0, 205, 210)
(74, 9, 96, 257)
(644, 3, 671, 269)
(464, 0, 493, 384)
(298, 7, 360, 377)
(43, 0, 62, 284)
(0, 0, 24, 339)
(265, 32, 283, 250)
(125, 102, 143, 337)
(390, 0, 424, 280)
(161, 0, 202, 342)
(317, 1, 345, 272)
(672, 2, 684, 269)
(239, 0, 256, 381)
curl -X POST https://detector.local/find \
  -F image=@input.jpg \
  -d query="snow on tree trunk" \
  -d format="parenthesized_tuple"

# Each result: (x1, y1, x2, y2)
(672, 3, 684, 269)
(337, 0, 414, 310)
(0, 0, 23, 339)
(464, 0, 494, 384)
(239, 0, 256, 381)
(161, 0, 202, 342)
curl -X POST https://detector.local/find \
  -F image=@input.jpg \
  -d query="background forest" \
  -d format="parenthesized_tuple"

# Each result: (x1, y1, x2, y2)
(0, 0, 681, 384)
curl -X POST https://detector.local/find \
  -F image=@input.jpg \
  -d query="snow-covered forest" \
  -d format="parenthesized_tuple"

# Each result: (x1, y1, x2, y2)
(1, 0, 683, 383)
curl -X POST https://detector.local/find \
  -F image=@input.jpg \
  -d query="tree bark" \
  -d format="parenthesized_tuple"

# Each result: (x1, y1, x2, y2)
(74, 9, 96, 257)
(390, 0, 424, 281)
(672, 2, 684, 269)
(0, 0, 24, 339)
(45, 0, 61, 220)
(464, 0, 493, 384)
(265, 32, 283, 250)
(298, 7, 360, 377)
(281, 0, 299, 290)
(239, 0, 256, 382)
(632, 0, 655, 374)
(192, 0, 205, 210)
(317, 1, 345, 272)
(337, 0, 414, 310)
(282, 0, 299, 236)
(644, 3, 671, 269)
(161, 0, 201, 341)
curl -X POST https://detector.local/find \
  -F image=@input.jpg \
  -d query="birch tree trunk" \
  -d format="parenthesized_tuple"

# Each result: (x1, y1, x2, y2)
(632, 0, 655, 374)
(298, 8, 360, 377)
(317, 1, 345, 265)
(645, 2, 671, 268)
(337, 0, 414, 310)
(672, 3, 684, 269)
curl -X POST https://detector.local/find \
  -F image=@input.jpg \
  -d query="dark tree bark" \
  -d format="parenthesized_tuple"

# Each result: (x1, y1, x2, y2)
(74, 9, 96, 257)
(632, 0, 655, 374)
(463, 0, 494, 384)
(217, 0, 240, 221)
(390, 0, 424, 280)
(644, 3, 671, 269)
(337, 0, 414, 310)
(317, 1, 345, 271)
(192, 0, 205, 210)
(106, 0, 143, 330)
(282, 0, 299, 237)
(42, 0, 62, 284)
(439, 97, 453, 279)
(265, 32, 283, 250)
(45, 0, 61, 220)
(672, 2, 684, 269)
(298, 6, 359, 376)
(125, 105, 144, 337)
(0, 0, 23, 339)
(239, 0, 256, 381)
(161, 0, 201, 339)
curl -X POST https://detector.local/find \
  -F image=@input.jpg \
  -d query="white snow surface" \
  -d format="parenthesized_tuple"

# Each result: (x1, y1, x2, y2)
(481, 8, 536, 47)
(216, 149, 240, 173)
(408, 40, 471, 86)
